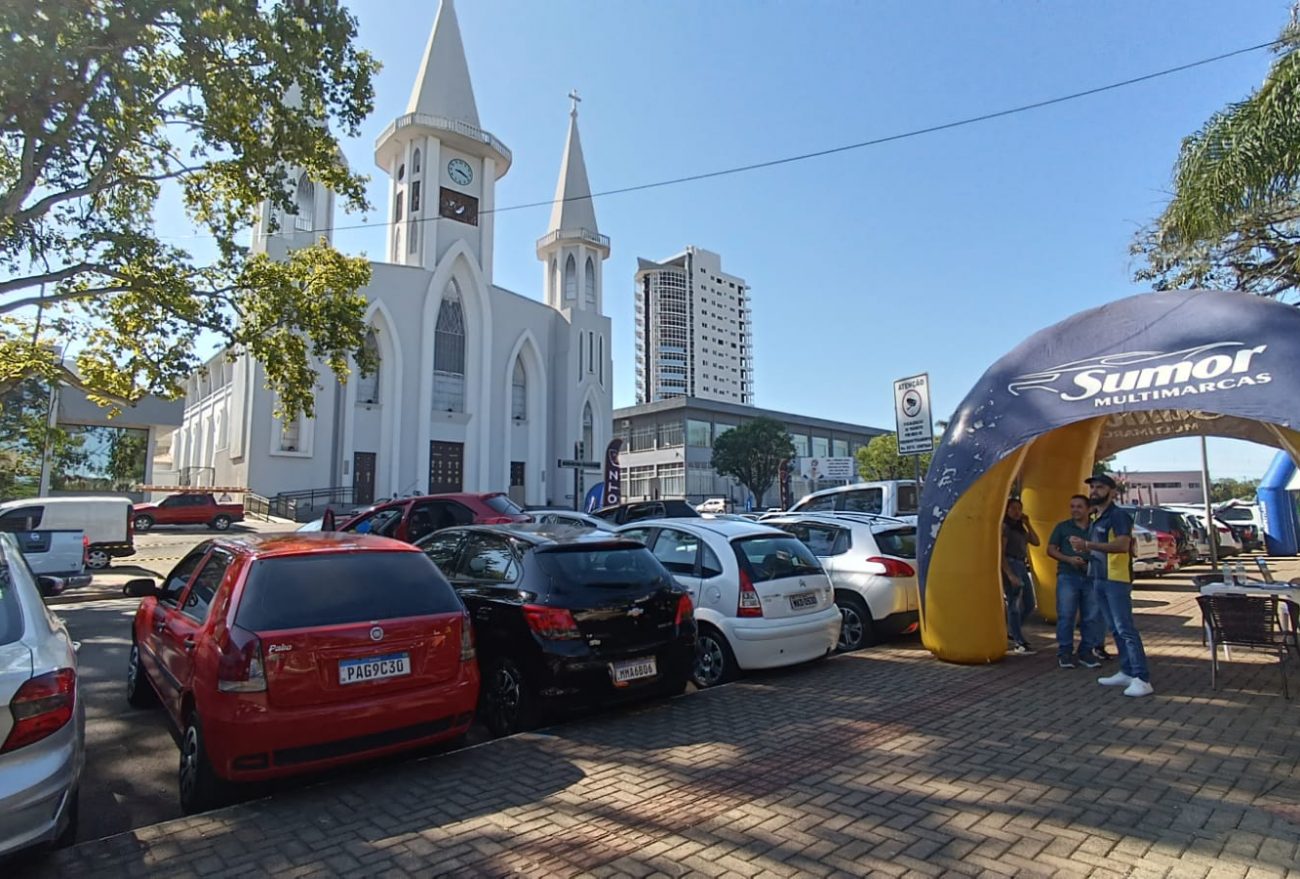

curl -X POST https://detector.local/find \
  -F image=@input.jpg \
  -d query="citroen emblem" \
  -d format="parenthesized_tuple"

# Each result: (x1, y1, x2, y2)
(369, 626, 384, 642)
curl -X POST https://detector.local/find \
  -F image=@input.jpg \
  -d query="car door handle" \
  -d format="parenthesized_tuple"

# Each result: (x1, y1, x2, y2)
(183, 638, 196, 652)
(153, 621, 166, 633)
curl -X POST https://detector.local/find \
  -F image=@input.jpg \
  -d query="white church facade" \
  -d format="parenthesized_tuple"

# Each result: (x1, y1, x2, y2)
(171, 0, 612, 508)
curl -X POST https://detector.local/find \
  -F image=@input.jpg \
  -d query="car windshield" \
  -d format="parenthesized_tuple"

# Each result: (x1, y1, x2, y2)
(235, 551, 462, 631)
(536, 546, 670, 590)
(484, 494, 524, 516)
(733, 535, 822, 582)
(874, 527, 917, 559)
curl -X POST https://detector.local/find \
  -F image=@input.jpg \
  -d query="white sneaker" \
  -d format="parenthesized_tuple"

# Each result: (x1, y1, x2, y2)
(1098, 672, 1133, 687)
(1123, 679, 1154, 698)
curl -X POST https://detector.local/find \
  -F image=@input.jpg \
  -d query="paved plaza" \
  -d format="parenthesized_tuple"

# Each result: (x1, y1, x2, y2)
(36, 570, 1300, 878)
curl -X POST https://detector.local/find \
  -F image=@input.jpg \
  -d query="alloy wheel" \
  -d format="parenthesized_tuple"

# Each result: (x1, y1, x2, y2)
(86, 549, 110, 570)
(694, 634, 727, 687)
(839, 606, 866, 651)
(488, 665, 521, 733)
(179, 726, 200, 806)
(127, 646, 140, 695)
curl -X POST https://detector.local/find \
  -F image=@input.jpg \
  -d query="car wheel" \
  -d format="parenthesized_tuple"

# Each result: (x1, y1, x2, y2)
(210, 515, 232, 531)
(692, 627, 736, 688)
(126, 642, 157, 708)
(480, 657, 537, 738)
(85, 548, 110, 570)
(179, 713, 228, 815)
(836, 594, 876, 652)
(133, 514, 155, 533)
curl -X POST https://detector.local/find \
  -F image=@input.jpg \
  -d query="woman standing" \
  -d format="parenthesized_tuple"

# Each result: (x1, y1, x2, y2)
(1002, 497, 1041, 655)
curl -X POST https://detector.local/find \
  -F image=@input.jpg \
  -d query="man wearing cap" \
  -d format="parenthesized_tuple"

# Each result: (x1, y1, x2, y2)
(1069, 474, 1154, 697)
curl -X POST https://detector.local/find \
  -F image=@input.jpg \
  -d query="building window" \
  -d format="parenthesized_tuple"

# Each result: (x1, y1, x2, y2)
(713, 422, 735, 442)
(833, 439, 849, 458)
(412, 148, 421, 174)
(410, 180, 421, 213)
(581, 402, 595, 459)
(688, 462, 714, 495)
(657, 463, 685, 497)
(657, 421, 683, 448)
(564, 254, 577, 300)
(630, 424, 656, 452)
(356, 329, 380, 405)
(511, 356, 526, 421)
(394, 192, 404, 223)
(432, 288, 466, 412)
(791, 433, 809, 458)
(812, 436, 830, 458)
(584, 257, 596, 305)
(278, 416, 301, 452)
(588, 331, 594, 373)
(550, 258, 558, 299)
(294, 172, 314, 231)
(687, 419, 711, 447)
(1152, 482, 1183, 489)
(599, 336, 604, 386)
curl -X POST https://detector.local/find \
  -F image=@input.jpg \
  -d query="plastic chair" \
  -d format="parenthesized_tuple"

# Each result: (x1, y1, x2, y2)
(1196, 594, 1292, 698)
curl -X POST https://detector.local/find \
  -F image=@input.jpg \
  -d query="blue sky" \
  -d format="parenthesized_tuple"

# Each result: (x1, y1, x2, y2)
(204, 0, 1295, 478)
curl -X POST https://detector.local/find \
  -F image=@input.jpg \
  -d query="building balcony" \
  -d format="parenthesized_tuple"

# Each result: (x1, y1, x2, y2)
(375, 112, 513, 175)
(535, 227, 611, 256)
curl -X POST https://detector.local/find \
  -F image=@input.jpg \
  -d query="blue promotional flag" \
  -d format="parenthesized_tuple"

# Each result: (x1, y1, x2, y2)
(583, 482, 604, 513)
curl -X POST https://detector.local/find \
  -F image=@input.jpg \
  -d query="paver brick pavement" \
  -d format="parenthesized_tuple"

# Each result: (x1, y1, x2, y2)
(30, 569, 1300, 878)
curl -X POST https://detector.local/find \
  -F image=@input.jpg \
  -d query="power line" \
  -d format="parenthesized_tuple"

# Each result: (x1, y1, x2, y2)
(174, 37, 1283, 242)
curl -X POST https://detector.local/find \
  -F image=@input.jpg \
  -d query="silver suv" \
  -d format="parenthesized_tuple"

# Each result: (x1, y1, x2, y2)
(763, 512, 920, 652)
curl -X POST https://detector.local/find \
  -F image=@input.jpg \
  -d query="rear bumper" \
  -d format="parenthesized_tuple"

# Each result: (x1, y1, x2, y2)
(533, 635, 696, 705)
(203, 666, 478, 781)
(93, 542, 135, 559)
(874, 610, 921, 637)
(723, 606, 841, 671)
(0, 705, 83, 858)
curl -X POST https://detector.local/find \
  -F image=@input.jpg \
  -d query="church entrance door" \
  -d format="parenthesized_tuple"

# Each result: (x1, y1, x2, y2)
(429, 441, 464, 494)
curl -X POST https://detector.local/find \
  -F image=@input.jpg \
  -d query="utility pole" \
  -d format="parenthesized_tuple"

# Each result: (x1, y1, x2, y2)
(1200, 435, 1218, 566)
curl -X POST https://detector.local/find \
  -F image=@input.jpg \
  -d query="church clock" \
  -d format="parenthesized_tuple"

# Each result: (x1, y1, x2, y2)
(447, 158, 473, 186)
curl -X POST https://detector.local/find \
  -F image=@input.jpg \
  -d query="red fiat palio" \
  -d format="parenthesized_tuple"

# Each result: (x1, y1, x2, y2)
(124, 532, 477, 814)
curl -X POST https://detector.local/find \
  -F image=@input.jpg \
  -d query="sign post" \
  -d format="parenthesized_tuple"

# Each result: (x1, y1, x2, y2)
(894, 373, 935, 485)
(557, 446, 601, 511)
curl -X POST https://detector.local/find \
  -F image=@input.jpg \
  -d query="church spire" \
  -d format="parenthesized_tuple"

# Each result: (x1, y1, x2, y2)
(547, 91, 599, 236)
(407, 0, 479, 126)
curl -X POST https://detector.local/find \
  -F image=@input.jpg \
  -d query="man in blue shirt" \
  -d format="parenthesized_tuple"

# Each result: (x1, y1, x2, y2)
(1068, 474, 1153, 697)
(1046, 494, 1102, 669)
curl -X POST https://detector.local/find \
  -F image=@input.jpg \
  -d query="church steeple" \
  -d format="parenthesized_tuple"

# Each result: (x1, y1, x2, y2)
(547, 92, 599, 237)
(406, 0, 479, 126)
(537, 94, 609, 313)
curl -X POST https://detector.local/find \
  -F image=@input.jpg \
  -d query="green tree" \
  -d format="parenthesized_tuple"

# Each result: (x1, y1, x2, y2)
(856, 434, 933, 482)
(1211, 478, 1260, 504)
(710, 418, 795, 508)
(1134, 9, 1300, 298)
(1093, 455, 1116, 478)
(0, 0, 381, 418)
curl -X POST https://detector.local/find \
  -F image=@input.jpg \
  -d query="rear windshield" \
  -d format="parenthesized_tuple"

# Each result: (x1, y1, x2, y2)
(1217, 507, 1253, 522)
(874, 527, 917, 559)
(235, 551, 462, 631)
(0, 562, 24, 646)
(896, 484, 919, 515)
(536, 546, 670, 589)
(484, 494, 524, 516)
(733, 536, 822, 582)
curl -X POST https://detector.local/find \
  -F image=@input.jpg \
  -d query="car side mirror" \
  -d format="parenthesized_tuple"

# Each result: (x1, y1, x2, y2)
(37, 576, 66, 598)
(123, 578, 159, 598)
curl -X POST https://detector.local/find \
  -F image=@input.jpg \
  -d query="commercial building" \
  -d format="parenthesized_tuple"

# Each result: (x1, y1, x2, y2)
(1119, 470, 1206, 506)
(614, 397, 886, 509)
(634, 247, 753, 405)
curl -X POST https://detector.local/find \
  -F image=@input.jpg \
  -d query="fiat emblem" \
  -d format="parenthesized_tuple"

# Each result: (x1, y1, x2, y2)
(369, 626, 384, 642)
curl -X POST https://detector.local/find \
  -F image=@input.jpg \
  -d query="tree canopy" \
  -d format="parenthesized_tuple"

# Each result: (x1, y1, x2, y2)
(1134, 10, 1300, 300)
(0, 0, 381, 418)
(856, 433, 932, 482)
(710, 418, 795, 508)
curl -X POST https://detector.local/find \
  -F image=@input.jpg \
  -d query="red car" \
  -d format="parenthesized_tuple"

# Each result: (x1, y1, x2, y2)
(123, 533, 477, 814)
(338, 492, 531, 544)
(133, 493, 245, 532)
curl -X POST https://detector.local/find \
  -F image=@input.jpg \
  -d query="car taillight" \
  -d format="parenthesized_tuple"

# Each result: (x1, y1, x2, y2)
(866, 557, 916, 578)
(737, 569, 762, 618)
(216, 626, 266, 693)
(675, 593, 694, 626)
(481, 516, 517, 525)
(82, 535, 89, 567)
(2, 668, 76, 754)
(523, 604, 582, 640)
(460, 610, 476, 661)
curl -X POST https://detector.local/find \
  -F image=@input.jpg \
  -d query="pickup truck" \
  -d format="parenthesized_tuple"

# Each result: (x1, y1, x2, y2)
(132, 493, 244, 532)
(10, 529, 93, 591)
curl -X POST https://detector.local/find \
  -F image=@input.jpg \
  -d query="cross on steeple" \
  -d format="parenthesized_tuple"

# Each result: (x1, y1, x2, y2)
(568, 89, 581, 116)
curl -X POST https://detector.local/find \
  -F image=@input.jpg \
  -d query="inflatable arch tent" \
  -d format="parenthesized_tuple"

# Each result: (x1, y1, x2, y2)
(917, 290, 1300, 664)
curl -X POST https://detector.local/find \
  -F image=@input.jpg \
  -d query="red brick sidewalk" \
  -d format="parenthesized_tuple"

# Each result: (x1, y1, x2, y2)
(35, 579, 1300, 878)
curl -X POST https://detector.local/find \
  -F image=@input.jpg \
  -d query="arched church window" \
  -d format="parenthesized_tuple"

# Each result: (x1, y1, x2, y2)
(397, 163, 405, 182)
(550, 258, 558, 299)
(357, 329, 381, 405)
(294, 172, 314, 231)
(582, 402, 594, 461)
(410, 149, 422, 212)
(584, 257, 596, 305)
(412, 149, 421, 174)
(511, 357, 527, 421)
(432, 286, 466, 412)
(564, 255, 577, 300)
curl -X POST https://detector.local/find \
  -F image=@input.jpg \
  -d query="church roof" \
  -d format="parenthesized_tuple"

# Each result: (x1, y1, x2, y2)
(547, 106, 599, 236)
(407, 0, 479, 127)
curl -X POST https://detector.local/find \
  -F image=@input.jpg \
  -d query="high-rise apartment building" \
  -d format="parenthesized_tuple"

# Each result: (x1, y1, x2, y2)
(634, 246, 753, 405)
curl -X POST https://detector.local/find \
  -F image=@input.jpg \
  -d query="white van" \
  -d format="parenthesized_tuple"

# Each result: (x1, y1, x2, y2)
(783, 480, 920, 521)
(0, 497, 134, 569)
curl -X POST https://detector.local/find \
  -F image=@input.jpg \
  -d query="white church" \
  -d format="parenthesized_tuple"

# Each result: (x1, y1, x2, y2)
(171, 0, 613, 508)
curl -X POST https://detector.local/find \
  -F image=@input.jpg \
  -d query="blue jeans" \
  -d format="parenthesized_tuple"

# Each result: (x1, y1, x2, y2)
(1097, 579, 1150, 681)
(1056, 572, 1099, 658)
(1003, 559, 1029, 645)
(1092, 579, 1115, 649)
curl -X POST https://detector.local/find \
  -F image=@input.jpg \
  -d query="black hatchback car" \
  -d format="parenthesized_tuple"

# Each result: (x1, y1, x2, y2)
(416, 525, 696, 737)
(591, 500, 701, 526)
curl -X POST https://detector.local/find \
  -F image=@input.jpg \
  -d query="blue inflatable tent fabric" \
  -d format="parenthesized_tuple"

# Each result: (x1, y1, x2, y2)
(917, 290, 1300, 664)
(1258, 451, 1299, 557)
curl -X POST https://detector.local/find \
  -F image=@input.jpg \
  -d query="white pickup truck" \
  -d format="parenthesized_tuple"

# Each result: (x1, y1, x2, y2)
(7, 530, 92, 594)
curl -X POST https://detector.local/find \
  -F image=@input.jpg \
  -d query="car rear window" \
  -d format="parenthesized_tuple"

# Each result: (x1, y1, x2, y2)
(484, 494, 524, 516)
(0, 563, 24, 646)
(536, 546, 670, 589)
(874, 527, 917, 559)
(235, 551, 462, 631)
(1217, 507, 1252, 521)
(733, 536, 822, 582)
(896, 484, 919, 515)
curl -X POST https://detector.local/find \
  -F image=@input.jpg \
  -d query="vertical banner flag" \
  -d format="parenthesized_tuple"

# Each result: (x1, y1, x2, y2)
(603, 438, 624, 507)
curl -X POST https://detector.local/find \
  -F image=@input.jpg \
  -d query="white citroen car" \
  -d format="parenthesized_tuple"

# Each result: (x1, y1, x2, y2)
(615, 519, 840, 687)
